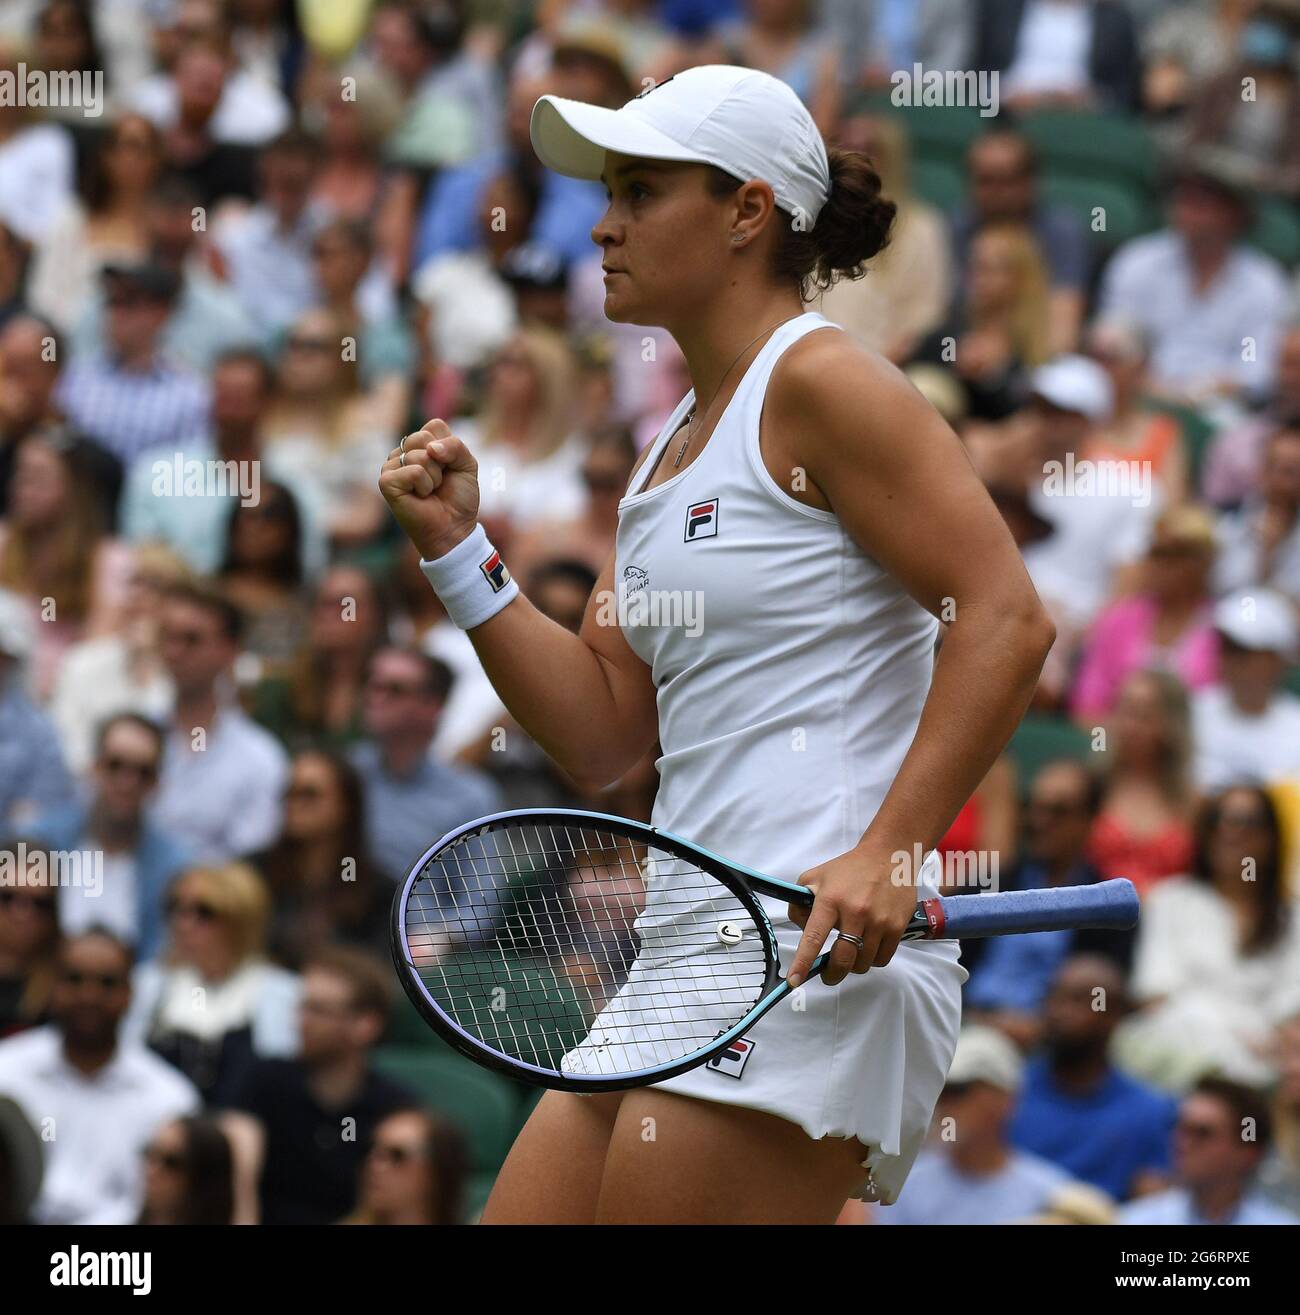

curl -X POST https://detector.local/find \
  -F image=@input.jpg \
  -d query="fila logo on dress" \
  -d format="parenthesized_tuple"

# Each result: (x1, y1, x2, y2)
(684, 498, 719, 542)
(479, 550, 511, 592)
(707, 1038, 755, 1079)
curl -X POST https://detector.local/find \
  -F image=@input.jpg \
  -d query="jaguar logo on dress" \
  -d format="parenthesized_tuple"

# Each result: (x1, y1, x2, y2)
(622, 564, 649, 597)
(684, 498, 719, 542)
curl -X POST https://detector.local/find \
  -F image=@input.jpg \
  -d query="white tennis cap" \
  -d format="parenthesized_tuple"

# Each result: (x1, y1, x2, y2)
(1030, 355, 1114, 423)
(1214, 588, 1298, 657)
(945, 1025, 1024, 1093)
(530, 64, 832, 224)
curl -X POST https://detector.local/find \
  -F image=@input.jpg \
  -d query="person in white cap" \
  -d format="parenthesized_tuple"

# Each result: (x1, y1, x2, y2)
(1015, 354, 1164, 631)
(378, 64, 1056, 1224)
(1191, 587, 1300, 793)
(873, 1024, 1084, 1225)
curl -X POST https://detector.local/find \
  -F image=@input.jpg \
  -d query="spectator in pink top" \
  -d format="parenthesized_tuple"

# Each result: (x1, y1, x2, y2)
(1071, 505, 1220, 723)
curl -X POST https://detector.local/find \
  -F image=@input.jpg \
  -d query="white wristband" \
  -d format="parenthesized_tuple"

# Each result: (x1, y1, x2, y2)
(419, 524, 519, 630)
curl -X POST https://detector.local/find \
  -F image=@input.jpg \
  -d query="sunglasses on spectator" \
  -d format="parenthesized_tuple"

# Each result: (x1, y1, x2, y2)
(287, 335, 335, 353)
(101, 754, 159, 783)
(1028, 797, 1085, 817)
(60, 970, 128, 990)
(142, 1145, 185, 1171)
(369, 1142, 423, 1165)
(240, 499, 293, 521)
(1216, 809, 1270, 829)
(367, 678, 425, 698)
(0, 889, 57, 915)
(161, 627, 209, 647)
(285, 783, 327, 803)
(166, 898, 219, 923)
(1176, 1119, 1223, 1143)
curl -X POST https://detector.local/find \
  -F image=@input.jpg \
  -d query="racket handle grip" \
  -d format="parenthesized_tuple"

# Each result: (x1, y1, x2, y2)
(917, 878, 1139, 939)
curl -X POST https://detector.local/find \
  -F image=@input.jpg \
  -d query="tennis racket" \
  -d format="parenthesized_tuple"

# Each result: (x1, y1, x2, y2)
(391, 808, 1138, 1093)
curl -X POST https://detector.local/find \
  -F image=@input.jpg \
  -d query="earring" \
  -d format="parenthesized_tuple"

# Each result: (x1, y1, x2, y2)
(732, 235, 744, 244)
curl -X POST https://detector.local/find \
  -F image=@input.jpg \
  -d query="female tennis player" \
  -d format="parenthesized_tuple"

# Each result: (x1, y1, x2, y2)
(379, 65, 1055, 1225)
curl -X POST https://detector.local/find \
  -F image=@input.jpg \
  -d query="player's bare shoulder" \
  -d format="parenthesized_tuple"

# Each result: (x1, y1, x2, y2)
(764, 326, 926, 504)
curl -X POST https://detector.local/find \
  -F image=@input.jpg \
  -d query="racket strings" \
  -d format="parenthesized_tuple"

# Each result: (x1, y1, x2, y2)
(401, 823, 772, 1076)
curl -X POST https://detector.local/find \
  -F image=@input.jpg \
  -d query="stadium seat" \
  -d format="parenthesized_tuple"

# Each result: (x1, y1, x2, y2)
(1020, 111, 1158, 190)
(1246, 196, 1300, 267)
(910, 157, 967, 213)
(1040, 174, 1157, 249)
(1007, 714, 1095, 793)
(1141, 398, 1219, 487)
(847, 90, 987, 168)
(371, 1045, 523, 1173)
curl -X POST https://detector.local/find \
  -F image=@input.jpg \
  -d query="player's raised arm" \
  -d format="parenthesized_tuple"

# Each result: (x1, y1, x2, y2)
(379, 418, 657, 790)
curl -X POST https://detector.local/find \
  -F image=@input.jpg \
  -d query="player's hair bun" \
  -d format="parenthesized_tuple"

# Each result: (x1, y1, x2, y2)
(809, 148, 896, 284)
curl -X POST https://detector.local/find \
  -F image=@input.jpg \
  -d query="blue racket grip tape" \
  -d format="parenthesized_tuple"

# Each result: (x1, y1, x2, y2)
(928, 878, 1139, 939)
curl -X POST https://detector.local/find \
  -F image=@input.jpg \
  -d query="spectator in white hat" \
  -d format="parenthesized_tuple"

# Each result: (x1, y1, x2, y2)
(1191, 587, 1300, 793)
(996, 355, 1164, 649)
(874, 1025, 1089, 1224)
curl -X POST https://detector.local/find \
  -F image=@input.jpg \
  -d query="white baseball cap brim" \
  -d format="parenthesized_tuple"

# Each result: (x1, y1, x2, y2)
(531, 95, 706, 182)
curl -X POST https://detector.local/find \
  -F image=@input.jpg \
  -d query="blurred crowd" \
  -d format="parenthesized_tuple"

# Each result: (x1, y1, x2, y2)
(1, 0, 1299, 1227)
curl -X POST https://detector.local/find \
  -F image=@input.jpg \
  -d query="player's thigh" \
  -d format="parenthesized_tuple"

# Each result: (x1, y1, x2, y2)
(479, 1088, 624, 1224)
(594, 1089, 868, 1224)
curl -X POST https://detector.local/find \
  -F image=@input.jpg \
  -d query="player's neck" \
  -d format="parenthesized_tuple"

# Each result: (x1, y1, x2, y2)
(669, 288, 806, 423)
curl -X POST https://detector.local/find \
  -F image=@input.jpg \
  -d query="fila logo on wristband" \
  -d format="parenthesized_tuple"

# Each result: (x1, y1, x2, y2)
(480, 550, 511, 592)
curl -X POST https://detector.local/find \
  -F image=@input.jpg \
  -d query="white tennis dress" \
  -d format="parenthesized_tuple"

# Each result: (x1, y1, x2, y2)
(611, 309, 966, 1204)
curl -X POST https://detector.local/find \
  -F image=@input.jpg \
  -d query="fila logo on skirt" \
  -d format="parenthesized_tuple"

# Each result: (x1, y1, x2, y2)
(684, 498, 719, 542)
(707, 1038, 755, 1079)
(479, 549, 512, 592)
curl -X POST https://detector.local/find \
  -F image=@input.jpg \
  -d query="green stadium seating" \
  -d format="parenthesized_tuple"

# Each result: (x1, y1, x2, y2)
(1141, 398, 1219, 487)
(371, 1044, 522, 1173)
(1040, 174, 1157, 249)
(1284, 665, 1300, 699)
(846, 90, 987, 169)
(1020, 111, 1158, 189)
(893, 104, 988, 168)
(910, 157, 967, 213)
(1247, 196, 1300, 267)
(1007, 714, 1095, 794)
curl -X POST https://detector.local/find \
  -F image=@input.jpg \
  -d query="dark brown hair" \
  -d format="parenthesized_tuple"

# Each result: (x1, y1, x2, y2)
(1190, 785, 1287, 954)
(304, 945, 393, 1020)
(706, 148, 896, 297)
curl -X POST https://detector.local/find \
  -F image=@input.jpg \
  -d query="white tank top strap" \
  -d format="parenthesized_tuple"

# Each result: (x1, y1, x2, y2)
(624, 311, 841, 503)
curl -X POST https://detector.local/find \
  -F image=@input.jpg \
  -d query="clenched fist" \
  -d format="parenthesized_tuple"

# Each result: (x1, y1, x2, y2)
(379, 419, 481, 561)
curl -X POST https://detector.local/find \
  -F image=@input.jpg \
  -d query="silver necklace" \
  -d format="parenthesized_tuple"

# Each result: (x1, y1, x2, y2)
(672, 317, 798, 468)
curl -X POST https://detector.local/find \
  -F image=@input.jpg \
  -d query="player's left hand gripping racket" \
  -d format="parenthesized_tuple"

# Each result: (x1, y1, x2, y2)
(391, 808, 1138, 1093)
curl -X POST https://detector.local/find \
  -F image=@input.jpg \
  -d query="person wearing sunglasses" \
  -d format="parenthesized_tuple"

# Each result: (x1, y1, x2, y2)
(137, 1115, 235, 1225)
(963, 758, 1132, 1039)
(121, 862, 300, 1106)
(0, 930, 199, 1224)
(342, 1108, 467, 1226)
(1117, 1077, 1298, 1225)
(31, 712, 191, 962)
(1115, 785, 1300, 1092)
